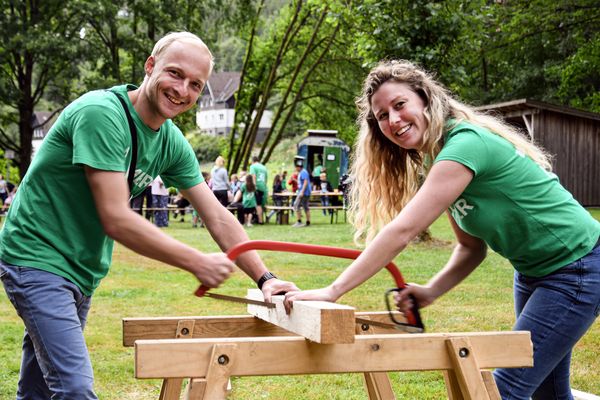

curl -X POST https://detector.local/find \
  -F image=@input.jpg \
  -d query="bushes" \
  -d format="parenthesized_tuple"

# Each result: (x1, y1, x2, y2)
(186, 133, 228, 164)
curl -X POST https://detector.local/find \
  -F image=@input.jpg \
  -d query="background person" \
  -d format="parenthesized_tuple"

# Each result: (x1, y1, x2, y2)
(150, 176, 169, 227)
(234, 174, 257, 228)
(211, 155, 229, 207)
(249, 156, 268, 224)
(267, 174, 284, 223)
(284, 60, 600, 400)
(318, 171, 333, 215)
(292, 156, 311, 228)
(0, 32, 297, 400)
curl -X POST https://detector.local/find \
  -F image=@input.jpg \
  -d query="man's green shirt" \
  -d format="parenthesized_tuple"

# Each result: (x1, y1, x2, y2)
(0, 85, 203, 295)
(249, 162, 268, 192)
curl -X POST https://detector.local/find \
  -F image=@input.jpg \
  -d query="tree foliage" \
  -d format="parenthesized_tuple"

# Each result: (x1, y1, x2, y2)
(0, 0, 87, 177)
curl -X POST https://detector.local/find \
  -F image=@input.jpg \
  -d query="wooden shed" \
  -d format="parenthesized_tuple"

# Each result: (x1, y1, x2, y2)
(475, 99, 600, 207)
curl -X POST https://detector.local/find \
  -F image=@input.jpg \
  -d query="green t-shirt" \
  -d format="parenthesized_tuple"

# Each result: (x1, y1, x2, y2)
(240, 183, 257, 209)
(0, 85, 203, 295)
(249, 162, 268, 192)
(435, 121, 599, 277)
(312, 165, 322, 177)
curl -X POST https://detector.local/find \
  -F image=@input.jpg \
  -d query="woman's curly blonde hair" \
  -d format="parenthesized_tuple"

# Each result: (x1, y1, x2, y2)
(349, 60, 551, 245)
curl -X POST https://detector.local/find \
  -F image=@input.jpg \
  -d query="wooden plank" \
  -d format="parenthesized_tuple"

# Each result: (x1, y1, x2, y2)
(246, 289, 355, 344)
(445, 337, 490, 400)
(123, 312, 400, 347)
(134, 331, 532, 378)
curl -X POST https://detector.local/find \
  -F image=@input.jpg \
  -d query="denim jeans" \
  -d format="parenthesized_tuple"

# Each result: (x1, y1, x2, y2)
(494, 242, 600, 400)
(0, 262, 98, 400)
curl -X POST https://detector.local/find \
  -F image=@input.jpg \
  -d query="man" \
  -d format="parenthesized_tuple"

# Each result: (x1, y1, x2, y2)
(249, 156, 268, 224)
(292, 156, 311, 227)
(0, 32, 296, 399)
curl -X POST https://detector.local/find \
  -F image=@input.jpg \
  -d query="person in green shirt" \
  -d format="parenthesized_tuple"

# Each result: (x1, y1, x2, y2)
(0, 32, 297, 400)
(233, 174, 258, 227)
(249, 156, 268, 224)
(285, 60, 599, 399)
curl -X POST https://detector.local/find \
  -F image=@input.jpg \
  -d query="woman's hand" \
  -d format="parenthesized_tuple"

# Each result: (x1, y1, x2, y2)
(283, 286, 338, 314)
(261, 278, 300, 303)
(395, 283, 438, 313)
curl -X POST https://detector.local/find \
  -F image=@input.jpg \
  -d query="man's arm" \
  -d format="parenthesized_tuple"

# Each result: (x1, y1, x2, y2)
(85, 167, 234, 288)
(181, 183, 299, 300)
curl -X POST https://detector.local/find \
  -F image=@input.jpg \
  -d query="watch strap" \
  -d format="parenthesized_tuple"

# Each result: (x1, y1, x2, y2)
(257, 272, 277, 290)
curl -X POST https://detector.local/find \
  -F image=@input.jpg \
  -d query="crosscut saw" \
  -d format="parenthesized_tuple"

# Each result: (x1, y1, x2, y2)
(194, 240, 424, 333)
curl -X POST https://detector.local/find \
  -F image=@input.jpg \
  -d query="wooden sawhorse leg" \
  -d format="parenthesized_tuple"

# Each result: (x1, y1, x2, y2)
(443, 337, 501, 400)
(158, 320, 197, 400)
(356, 319, 396, 400)
(183, 344, 237, 400)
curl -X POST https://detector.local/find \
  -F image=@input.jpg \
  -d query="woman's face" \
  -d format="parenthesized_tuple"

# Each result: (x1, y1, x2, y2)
(370, 81, 427, 151)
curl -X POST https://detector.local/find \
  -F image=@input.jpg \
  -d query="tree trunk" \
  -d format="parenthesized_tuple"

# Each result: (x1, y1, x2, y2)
(258, 5, 329, 160)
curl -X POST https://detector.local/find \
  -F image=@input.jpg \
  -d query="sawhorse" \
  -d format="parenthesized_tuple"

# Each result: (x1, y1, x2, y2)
(123, 313, 532, 399)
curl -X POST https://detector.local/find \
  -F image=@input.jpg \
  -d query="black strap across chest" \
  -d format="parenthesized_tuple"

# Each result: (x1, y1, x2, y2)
(110, 91, 138, 193)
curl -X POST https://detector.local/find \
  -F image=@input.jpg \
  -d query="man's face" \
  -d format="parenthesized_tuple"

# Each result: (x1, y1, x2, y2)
(143, 40, 212, 122)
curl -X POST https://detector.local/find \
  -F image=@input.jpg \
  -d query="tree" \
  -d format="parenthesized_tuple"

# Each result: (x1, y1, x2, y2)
(227, 0, 364, 173)
(0, 0, 87, 178)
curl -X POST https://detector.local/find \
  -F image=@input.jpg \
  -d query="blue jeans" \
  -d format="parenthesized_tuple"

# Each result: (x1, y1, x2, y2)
(494, 243, 600, 399)
(0, 262, 97, 400)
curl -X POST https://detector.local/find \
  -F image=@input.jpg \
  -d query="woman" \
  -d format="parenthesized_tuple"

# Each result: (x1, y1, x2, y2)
(211, 156, 230, 207)
(234, 174, 257, 228)
(284, 60, 600, 400)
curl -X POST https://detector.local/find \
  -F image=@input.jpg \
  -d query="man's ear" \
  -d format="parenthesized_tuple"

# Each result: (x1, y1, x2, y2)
(144, 56, 155, 76)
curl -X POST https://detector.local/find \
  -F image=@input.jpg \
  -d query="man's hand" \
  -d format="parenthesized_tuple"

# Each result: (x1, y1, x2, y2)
(261, 278, 300, 303)
(188, 253, 236, 288)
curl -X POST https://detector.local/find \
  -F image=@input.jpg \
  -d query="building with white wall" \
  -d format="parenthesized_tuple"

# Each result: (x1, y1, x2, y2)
(196, 72, 272, 141)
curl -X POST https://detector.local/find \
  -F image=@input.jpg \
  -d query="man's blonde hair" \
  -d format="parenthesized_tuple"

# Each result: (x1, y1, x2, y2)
(151, 32, 214, 71)
(349, 60, 552, 245)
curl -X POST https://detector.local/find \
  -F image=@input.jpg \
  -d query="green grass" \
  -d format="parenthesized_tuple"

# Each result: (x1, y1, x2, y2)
(1, 210, 599, 399)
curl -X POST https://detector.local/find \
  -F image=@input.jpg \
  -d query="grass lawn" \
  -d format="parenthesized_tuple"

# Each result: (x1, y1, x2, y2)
(1, 209, 599, 399)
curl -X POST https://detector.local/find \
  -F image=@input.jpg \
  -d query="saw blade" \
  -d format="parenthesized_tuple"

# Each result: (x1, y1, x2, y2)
(204, 292, 277, 308)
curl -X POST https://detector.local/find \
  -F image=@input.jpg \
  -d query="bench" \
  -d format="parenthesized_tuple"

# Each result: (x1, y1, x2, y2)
(264, 206, 294, 225)
(265, 205, 345, 224)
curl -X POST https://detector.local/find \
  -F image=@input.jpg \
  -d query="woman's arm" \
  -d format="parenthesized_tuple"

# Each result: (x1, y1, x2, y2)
(284, 160, 474, 305)
(396, 214, 487, 310)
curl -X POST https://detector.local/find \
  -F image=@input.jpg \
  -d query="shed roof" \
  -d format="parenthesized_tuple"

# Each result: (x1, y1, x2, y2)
(474, 98, 600, 122)
(298, 136, 350, 150)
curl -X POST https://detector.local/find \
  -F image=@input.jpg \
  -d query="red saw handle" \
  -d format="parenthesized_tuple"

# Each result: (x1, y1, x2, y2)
(194, 240, 422, 328)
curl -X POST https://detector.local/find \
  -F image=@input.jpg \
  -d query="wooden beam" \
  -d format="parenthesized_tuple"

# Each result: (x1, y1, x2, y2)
(123, 312, 400, 347)
(135, 331, 532, 379)
(245, 289, 355, 344)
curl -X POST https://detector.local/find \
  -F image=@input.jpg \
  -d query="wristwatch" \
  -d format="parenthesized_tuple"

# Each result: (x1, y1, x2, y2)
(257, 272, 277, 290)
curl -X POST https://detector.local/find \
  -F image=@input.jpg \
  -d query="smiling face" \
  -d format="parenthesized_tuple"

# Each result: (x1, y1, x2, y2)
(142, 40, 212, 128)
(370, 81, 428, 151)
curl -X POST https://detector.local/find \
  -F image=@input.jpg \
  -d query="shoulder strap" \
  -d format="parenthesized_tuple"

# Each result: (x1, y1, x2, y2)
(110, 90, 138, 193)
